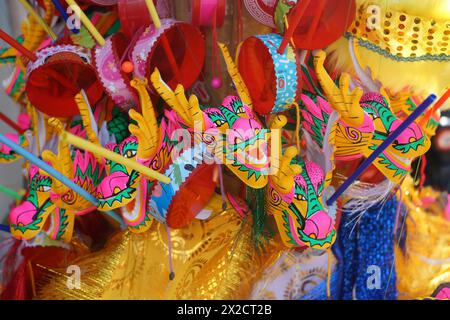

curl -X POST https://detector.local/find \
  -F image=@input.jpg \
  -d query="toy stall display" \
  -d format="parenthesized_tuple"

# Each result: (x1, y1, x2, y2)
(0, 0, 449, 301)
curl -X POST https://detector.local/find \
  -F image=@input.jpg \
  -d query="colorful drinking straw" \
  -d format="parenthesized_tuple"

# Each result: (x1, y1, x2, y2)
(277, 0, 311, 54)
(0, 184, 22, 201)
(51, 0, 80, 34)
(144, 0, 182, 82)
(420, 87, 450, 127)
(65, 0, 106, 46)
(0, 29, 37, 61)
(0, 132, 99, 205)
(0, 133, 125, 229)
(60, 131, 171, 184)
(144, 0, 161, 28)
(18, 0, 58, 40)
(0, 111, 25, 134)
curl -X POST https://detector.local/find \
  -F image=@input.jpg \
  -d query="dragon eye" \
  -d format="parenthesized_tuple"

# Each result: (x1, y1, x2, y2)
(125, 150, 137, 158)
(215, 120, 225, 127)
(37, 186, 51, 192)
(296, 194, 307, 201)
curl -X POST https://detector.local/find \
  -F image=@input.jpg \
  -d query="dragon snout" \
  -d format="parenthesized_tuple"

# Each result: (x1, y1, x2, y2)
(303, 211, 334, 240)
(97, 171, 129, 198)
(9, 201, 38, 226)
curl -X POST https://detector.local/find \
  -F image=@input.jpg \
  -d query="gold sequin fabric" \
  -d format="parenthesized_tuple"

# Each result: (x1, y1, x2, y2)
(35, 194, 279, 299)
(349, 3, 450, 60)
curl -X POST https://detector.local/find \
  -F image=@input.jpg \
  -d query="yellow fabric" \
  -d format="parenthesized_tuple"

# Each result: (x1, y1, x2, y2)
(36, 194, 280, 299)
(349, 1, 450, 59)
(396, 176, 450, 299)
(326, 0, 450, 106)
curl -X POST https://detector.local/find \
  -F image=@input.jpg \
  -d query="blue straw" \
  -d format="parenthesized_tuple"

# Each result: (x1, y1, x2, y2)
(52, 0, 80, 34)
(326, 94, 437, 206)
(0, 133, 99, 206)
(0, 223, 9, 233)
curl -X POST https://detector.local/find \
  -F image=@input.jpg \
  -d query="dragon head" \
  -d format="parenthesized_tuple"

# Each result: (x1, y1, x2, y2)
(363, 92, 431, 157)
(9, 165, 56, 240)
(306, 51, 431, 184)
(268, 156, 336, 249)
(150, 43, 273, 189)
(98, 77, 182, 230)
(304, 91, 431, 184)
(97, 135, 156, 232)
(9, 143, 107, 243)
(202, 96, 269, 189)
(52, 150, 105, 213)
(97, 136, 140, 211)
(360, 92, 430, 183)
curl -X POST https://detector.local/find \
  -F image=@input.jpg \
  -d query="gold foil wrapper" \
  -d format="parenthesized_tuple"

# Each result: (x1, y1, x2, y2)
(36, 195, 280, 299)
(396, 177, 450, 299)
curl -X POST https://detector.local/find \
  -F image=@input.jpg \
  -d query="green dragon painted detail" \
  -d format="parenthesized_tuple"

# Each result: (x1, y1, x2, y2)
(268, 157, 336, 249)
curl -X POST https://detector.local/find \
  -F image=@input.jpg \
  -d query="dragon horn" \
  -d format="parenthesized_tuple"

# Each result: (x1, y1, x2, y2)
(348, 37, 380, 93)
(48, 117, 64, 134)
(75, 92, 100, 145)
(269, 114, 288, 172)
(313, 51, 364, 125)
(43, 0, 56, 24)
(54, 140, 73, 195)
(217, 42, 253, 109)
(74, 91, 104, 163)
(274, 146, 301, 194)
(130, 77, 159, 138)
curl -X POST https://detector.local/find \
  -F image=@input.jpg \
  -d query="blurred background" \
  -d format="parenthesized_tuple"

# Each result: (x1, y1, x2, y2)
(0, 2, 26, 222)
